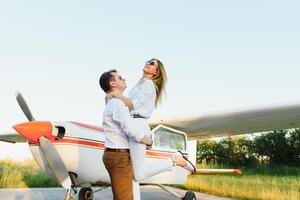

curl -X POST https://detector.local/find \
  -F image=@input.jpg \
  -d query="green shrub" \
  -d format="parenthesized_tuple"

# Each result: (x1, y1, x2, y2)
(0, 159, 58, 188)
(197, 129, 300, 167)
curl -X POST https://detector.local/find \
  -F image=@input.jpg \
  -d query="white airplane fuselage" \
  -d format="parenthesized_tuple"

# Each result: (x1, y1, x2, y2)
(28, 121, 189, 186)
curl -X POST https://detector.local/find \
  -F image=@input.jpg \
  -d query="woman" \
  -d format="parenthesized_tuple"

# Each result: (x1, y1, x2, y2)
(107, 59, 194, 198)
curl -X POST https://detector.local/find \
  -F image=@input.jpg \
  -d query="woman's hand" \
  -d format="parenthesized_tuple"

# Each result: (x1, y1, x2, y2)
(106, 91, 121, 101)
(105, 91, 117, 104)
(106, 92, 114, 101)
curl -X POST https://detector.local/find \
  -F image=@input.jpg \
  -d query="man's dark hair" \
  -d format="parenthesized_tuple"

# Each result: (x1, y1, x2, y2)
(99, 69, 117, 93)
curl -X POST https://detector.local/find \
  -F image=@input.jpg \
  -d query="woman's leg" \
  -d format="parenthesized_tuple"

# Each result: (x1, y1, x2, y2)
(132, 180, 140, 200)
(129, 138, 173, 182)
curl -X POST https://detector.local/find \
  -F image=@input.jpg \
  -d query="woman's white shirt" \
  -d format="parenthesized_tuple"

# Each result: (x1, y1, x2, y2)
(128, 78, 156, 119)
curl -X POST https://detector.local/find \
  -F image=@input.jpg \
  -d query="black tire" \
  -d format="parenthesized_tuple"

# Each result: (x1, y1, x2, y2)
(182, 191, 196, 200)
(78, 187, 93, 200)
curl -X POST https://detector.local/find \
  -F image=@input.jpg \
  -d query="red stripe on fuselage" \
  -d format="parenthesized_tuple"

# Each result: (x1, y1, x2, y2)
(52, 138, 106, 148)
(146, 151, 173, 158)
(71, 122, 104, 132)
(38, 137, 186, 159)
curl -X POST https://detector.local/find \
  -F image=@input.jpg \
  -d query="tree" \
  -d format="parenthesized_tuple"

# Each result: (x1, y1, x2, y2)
(196, 140, 216, 165)
(253, 130, 291, 165)
(197, 137, 257, 167)
(287, 129, 300, 165)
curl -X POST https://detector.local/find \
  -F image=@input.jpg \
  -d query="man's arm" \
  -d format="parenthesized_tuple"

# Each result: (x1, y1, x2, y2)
(112, 99, 151, 144)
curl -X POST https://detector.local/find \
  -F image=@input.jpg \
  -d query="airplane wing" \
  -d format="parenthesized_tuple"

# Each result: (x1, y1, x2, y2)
(149, 102, 300, 139)
(0, 133, 27, 143)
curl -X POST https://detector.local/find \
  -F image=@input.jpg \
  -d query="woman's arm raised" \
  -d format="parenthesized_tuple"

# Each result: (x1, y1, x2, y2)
(106, 91, 134, 109)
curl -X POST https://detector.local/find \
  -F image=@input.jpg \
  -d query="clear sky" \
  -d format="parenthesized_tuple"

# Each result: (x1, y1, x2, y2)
(0, 1, 299, 160)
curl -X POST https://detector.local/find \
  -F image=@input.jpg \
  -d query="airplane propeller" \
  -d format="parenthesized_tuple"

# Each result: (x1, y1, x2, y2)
(39, 136, 72, 189)
(15, 91, 35, 121)
(13, 91, 72, 189)
(0, 133, 28, 143)
(0, 138, 16, 143)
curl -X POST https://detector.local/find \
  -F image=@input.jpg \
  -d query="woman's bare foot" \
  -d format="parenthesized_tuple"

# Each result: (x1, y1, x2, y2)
(171, 154, 187, 167)
(171, 152, 197, 174)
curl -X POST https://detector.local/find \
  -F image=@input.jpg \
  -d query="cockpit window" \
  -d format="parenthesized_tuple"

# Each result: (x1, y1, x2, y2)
(154, 127, 186, 151)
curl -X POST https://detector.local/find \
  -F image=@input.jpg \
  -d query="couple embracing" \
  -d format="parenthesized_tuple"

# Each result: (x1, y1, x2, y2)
(99, 59, 195, 200)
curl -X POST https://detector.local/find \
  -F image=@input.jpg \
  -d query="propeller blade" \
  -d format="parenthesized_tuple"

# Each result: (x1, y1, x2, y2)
(39, 136, 72, 189)
(15, 91, 35, 121)
(0, 139, 16, 144)
(0, 133, 27, 143)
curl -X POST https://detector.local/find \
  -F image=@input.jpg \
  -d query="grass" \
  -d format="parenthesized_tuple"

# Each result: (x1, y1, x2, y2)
(181, 165, 300, 200)
(0, 159, 58, 188)
(1, 159, 299, 200)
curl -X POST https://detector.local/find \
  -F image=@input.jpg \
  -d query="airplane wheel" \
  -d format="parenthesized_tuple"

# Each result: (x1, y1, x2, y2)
(78, 187, 93, 200)
(182, 191, 196, 200)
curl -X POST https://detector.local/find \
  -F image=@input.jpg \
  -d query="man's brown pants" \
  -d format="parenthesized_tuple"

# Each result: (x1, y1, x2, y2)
(103, 151, 133, 200)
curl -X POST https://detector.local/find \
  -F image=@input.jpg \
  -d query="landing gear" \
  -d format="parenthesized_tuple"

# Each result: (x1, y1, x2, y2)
(78, 187, 93, 200)
(143, 184, 197, 200)
(64, 189, 75, 200)
(182, 191, 196, 200)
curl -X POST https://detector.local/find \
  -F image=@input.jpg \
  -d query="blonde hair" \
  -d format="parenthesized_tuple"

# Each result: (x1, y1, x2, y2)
(150, 58, 167, 107)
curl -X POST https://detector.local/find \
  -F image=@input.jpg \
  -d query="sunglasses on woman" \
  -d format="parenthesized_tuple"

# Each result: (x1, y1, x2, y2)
(146, 60, 156, 66)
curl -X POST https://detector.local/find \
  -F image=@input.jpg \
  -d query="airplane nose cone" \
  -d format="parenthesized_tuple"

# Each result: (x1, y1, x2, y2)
(13, 121, 53, 143)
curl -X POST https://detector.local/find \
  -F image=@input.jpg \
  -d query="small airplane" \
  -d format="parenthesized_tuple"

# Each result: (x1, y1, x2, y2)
(1, 91, 300, 200)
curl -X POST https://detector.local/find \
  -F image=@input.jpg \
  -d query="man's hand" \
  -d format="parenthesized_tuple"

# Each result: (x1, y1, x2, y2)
(139, 135, 153, 147)
(146, 139, 153, 150)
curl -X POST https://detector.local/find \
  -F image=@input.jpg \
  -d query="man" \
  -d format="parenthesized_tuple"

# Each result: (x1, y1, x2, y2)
(99, 69, 153, 200)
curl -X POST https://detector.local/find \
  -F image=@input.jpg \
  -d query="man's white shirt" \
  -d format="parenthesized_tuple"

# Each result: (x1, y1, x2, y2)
(102, 98, 144, 149)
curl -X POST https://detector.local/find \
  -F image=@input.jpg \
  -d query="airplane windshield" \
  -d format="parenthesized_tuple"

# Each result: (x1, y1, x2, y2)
(153, 127, 186, 151)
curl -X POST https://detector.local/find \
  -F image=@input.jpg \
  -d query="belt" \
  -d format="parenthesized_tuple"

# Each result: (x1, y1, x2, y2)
(105, 148, 130, 153)
(132, 114, 146, 119)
